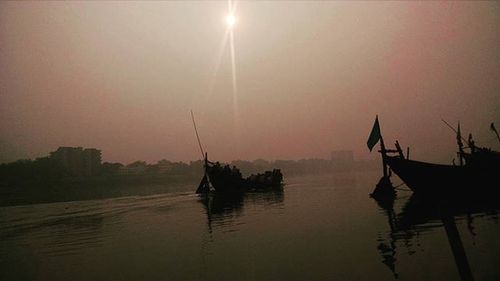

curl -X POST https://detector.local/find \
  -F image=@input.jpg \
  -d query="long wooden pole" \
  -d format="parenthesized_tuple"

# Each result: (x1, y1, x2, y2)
(190, 110, 205, 159)
(442, 216, 474, 281)
(442, 119, 468, 144)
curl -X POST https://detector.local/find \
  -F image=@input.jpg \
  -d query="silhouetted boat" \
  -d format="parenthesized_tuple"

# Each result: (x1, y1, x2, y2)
(196, 153, 283, 194)
(385, 149, 500, 195)
(189, 111, 283, 194)
(367, 116, 500, 197)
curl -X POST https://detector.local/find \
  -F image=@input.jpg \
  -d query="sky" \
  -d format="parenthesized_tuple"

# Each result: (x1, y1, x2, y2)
(1, 1, 499, 164)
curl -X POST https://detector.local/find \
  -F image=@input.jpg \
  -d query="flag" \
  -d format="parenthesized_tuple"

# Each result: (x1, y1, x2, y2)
(367, 116, 381, 152)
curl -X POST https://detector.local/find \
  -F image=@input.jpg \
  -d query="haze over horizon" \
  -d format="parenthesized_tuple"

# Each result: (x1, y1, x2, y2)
(1, 1, 499, 165)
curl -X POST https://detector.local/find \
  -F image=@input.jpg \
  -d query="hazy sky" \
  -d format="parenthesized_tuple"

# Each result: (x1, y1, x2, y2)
(1, 1, 499, 164)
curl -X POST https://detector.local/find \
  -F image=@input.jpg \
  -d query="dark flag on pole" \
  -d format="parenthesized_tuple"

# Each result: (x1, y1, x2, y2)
(367, 116, 382, 152)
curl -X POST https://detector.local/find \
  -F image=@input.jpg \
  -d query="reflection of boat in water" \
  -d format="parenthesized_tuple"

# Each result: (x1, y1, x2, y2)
(396, 193, 500, 232)
(198, 189, 285, 232)
(196, 153, 283, 194)
(374, 193, 500, 281)
(367, 116, 500, 197)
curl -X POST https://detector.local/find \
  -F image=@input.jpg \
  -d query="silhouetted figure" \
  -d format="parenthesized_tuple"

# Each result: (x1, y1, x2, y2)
(468, 134, 476, 153)
(231, 165, 242, 179)
(197, 156, 283, 193)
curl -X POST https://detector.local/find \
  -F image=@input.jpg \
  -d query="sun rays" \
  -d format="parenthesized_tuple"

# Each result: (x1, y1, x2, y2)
(207, 1, 239, 125)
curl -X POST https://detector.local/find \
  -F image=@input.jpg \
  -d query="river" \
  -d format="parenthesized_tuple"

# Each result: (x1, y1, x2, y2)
(1, 172, 499, 280)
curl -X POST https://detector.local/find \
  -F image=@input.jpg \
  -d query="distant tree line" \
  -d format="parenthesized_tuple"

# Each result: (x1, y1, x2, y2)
(0, 156, 377, 186)
(0, 157, 66, 184)
(100, 159, 204, 176)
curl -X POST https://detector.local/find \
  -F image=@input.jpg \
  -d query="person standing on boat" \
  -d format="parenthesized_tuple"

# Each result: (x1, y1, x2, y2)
(231, 165, 242, 179)
(468, 134, 476, 153)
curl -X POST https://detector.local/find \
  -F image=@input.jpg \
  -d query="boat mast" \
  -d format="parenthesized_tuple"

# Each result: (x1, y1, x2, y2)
(441, 119, 467, 166)
(456, 122, 464, 166)
(368, 116, 395, 199)
(190, 110, 205, 159)
(191, 110, 211, 194)
(380, 135, 388, 178)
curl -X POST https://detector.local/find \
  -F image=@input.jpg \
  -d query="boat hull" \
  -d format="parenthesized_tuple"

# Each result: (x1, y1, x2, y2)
(385, 156, 499, 196)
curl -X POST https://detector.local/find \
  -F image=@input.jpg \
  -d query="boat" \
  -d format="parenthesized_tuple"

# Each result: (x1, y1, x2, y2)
(385, 150, 499, 195)
(196, 153, 283, 194)
(367, 116, 500, 197)
(190, 111, 283, 194)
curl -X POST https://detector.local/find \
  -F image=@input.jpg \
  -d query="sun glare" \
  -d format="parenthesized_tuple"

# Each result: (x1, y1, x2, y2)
(226, 14, 236, 28)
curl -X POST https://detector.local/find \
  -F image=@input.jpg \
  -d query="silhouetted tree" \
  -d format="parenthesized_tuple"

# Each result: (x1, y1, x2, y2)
(146, 164, 160, 174)
(101, 162, 123, 175)
(170, 162, 190, 174)
(127, 161, 147, 168)
(32, 157, 66, 181)
(0, 157, 65, 184)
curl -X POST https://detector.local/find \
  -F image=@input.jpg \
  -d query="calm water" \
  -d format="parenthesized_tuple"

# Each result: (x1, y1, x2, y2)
(1, 172, 499, 281)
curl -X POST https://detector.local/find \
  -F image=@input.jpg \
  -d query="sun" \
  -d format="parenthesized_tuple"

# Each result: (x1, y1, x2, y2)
(225, 14, 236, 28)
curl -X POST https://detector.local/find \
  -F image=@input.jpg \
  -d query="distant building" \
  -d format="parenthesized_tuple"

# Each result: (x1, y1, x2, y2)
(82, 148, 102, 177)
(50, 147, 102, 177)
(331, 150, 354, 164)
